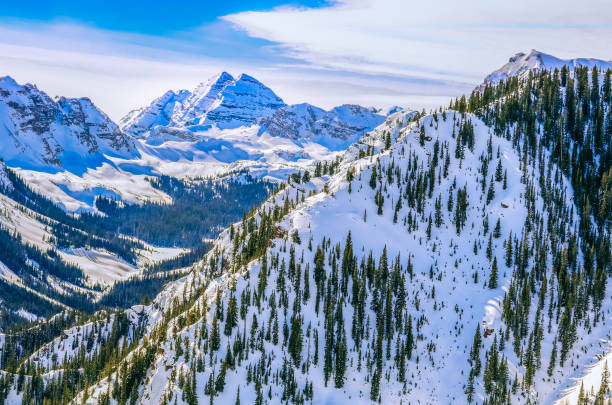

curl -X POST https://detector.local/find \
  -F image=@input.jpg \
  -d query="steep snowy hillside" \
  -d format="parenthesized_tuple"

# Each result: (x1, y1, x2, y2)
(0, 76, 136, 170)
(6, 75, 608, 405)
(484, 49, 612, 84)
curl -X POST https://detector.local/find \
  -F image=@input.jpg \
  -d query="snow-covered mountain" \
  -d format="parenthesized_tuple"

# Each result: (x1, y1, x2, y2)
(121, 72, 287, 135)
(484, 49, 612, 84)
(119, 89, 192, 138)
(0, 76, 136, 171)
(122, 72, 388, 146)
(0, 73, 394, 212)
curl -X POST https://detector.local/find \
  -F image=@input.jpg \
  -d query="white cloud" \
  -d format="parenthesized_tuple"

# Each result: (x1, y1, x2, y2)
(224, 0, 612, 83)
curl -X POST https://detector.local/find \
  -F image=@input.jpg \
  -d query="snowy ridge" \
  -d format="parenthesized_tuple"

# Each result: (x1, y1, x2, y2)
(0, 76, 136, 170)
(259, 104, 387, 149)
(119, 90, 191, 138)
(484, 49, 612, 84)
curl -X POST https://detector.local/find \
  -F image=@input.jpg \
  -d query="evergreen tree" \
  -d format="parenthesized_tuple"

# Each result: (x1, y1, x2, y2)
(489, 257, 499, 289)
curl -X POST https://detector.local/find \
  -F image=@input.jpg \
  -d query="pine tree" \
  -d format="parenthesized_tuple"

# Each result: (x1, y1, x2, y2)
(334, 334, 347, 388)
(210, 315, 221, 352)
(369, 166, 378, 189)
(596, 361, 610, 405)
(465, 370, 475, 403)
(505, 232, 513, 267)
(489, 257, 498, 289)
(486, 176, 495, 204)
(547, 340, 557, 377)
(420, 125, 426, 146)
(578, 381, 588, 405)
(288, 315, 303, 365)
(495, 159, 503, 182)
(470, 324, 482, 376)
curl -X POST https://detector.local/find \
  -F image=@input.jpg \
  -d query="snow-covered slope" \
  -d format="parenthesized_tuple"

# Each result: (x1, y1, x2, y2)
(484, 49, 612, 84)
(0, 76, 136, 171)
(22, 102, 603, 405)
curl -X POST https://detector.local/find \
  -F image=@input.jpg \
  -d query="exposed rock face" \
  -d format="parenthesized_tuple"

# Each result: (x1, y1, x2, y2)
(0, 76, 135, 168)
(259, 103, 386, 147)
(0, 160, 12, 191)
(258, 103, 326, 140)
(202, 73, 286, 129)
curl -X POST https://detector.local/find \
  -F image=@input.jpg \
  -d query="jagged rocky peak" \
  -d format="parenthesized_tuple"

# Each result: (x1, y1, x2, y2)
(183, 72, 286, 129)
(120, 89, 191, 138)
(121, 71, 287, 135)
(484, 49, 612, 84)
(0, 75, 135, 169)
(177, 72, 235, 127)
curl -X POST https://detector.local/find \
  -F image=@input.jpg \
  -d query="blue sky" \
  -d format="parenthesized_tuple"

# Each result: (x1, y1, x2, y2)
(0, 1, 329, 34)
(0, 0, 610, 120)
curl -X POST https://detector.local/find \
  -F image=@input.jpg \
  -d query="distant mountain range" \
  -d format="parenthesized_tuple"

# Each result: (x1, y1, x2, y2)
(0, 72, 399, 212)
(0, 50, 609, 211)
(120, 71, 390, 149)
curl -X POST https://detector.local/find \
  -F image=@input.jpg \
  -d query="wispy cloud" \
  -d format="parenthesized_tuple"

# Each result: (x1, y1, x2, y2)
(224, 0, 612, 82)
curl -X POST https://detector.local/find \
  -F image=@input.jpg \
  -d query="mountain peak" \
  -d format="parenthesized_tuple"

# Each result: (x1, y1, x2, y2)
(484, 50, 612, 84)
(235, 73, 260, 83)
(123, 72, 286, 133)
(0, 75, 22, 91)
(193, 71, 234, 95)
